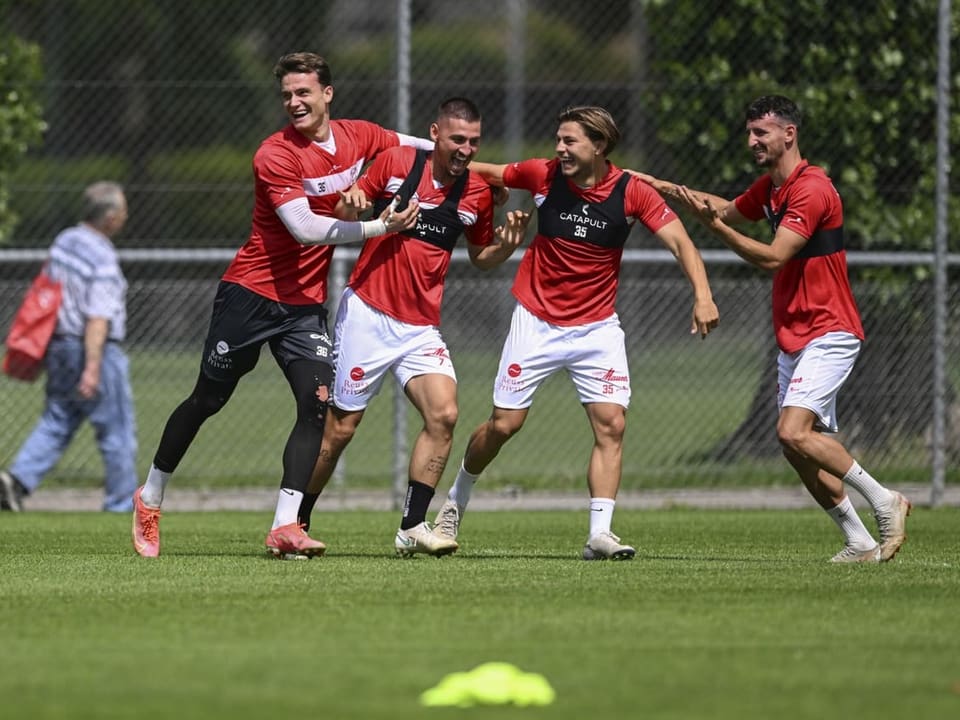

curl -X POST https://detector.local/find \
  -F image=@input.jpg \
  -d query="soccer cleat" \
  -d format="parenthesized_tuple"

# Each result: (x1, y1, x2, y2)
(0, 469, 24, 512)
(830, 543, 881, 563)
(265, 522, 326, 560)
(582, 531, 636, 561)
(132, 486, 161, 558)
(395, 521, 459, 558)
(432, 499, 463, 541)
(875, 491, 911, 562)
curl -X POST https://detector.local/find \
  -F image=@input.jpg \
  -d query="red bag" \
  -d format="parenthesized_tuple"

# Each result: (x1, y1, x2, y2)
(3, 267, 63, 382)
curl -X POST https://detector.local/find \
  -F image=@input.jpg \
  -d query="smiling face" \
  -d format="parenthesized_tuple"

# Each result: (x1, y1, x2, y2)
(280, 71, 334, 142)
(746, 113, 794, 169)
(430, 115, 482, 186)
(554, 120, 603, 186)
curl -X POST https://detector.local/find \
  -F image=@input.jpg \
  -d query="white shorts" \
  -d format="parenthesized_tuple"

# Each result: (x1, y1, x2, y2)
(491, 303, 631, 410)
(777, 331, 860, 432)
(332, 288, 456, 411)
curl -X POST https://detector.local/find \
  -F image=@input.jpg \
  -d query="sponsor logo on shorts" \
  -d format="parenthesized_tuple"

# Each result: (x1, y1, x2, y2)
(496, 377, 524, 393)
(339, 378, 367, 396)
(216, 341, 229, 355)
(597, 368, 628, 383)
(350, 367, 365, 381)
(507, 363, 522, 378)
(423, 347, 450, 366)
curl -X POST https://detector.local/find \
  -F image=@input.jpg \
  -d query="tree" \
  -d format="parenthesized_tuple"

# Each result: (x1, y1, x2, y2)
(0, 32, 44, 243)
(641, 0, 959, 460)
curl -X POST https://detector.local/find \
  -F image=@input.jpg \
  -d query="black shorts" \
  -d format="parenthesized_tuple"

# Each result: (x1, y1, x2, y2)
(199, 281, 333, 382)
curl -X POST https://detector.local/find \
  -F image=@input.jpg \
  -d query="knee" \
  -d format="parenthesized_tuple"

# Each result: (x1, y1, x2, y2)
(325, 413, 359, 449)
(776, 418, 807, 453)
(425, 402, 459, 437)
(488, 414, 523, 444)
(189, 388, 229, 417)
(297, 384, 331, 429)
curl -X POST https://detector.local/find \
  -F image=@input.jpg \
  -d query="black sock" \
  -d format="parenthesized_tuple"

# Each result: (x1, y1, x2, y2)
(298, 492, 321, 531)
(400, 481, 435, 530)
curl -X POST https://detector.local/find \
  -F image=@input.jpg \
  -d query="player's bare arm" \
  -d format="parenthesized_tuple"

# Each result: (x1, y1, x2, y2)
(468, 210, 531, 270)
(676, 186, 802, 271)
(467, 161, 509, 187)
(653, 218, 719, 338)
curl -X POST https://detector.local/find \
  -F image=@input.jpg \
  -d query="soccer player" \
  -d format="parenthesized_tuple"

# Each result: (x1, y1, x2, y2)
(297, 97, 529, 557)
(432, 106, 720, 560)
(638, 94, 910, 562)
(131, 52, 428, 558)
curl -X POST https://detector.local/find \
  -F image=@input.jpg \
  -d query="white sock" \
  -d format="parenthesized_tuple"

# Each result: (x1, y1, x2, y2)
(826, 496, 876, 549)
(141, 464, 170, 508)
(589, 497, 616, 537)
(842, 461, 893, 512)
(272, 488, 304, 530)
(448, 462, 479, 509)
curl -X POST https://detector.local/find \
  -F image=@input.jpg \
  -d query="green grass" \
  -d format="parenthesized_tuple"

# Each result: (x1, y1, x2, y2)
(4, 343, 950, 493)
(2, 509, 959, 719)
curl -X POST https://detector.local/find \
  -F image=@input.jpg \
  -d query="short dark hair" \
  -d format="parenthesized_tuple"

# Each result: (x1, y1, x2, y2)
(556, 106, 621, 156)
(437, 97, 481, 123)
(745, 95, 801, 128)
(273, 52, 332, 87)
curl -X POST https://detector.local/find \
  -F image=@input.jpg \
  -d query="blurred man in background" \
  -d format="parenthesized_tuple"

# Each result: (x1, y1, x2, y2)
(1, 181, 137, 513)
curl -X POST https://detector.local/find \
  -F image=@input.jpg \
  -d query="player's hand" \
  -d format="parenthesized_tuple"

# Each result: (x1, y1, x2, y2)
(676, 185, 721, 227)
(338, 188, 371, 217)
(625, 170, 678, 199)
(496, 209, 531, 250)
(690, 298, 720, 339)
(381, 195, 420, 233)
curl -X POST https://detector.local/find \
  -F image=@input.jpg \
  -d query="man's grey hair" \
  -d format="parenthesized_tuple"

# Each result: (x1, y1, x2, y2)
(82, 181, 125, 223)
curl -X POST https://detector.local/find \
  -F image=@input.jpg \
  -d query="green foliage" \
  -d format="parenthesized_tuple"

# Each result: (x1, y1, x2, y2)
(146, 145, 253, 244)
(7, 155, 129, 244)
(2, 510, 959, 719)
(0, 33, 45, 243)
(642, 0, 960, 251)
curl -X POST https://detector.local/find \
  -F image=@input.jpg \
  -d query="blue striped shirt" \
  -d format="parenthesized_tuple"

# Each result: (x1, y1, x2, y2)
(47, 223, 127, 341)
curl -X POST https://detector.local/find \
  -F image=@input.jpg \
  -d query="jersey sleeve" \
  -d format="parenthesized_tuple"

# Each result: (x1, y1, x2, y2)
(733, 176, 771, 222)
(353, 119, 403, 159)
(254, 142, 306, 209)
(625, 175, 677, 233)
(502, 158, 551, 194)
(463, 180, 495, 247)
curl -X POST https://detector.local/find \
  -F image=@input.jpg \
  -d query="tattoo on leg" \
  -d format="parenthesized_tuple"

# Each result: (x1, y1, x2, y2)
(425, 455, 448, 479)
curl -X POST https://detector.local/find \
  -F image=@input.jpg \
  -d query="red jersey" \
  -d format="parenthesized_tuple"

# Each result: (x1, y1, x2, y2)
(734, 160, 864, 353)
(503, 158, 677, 325)
(348, 146, 494, 326)
(222, 120, 403, 304)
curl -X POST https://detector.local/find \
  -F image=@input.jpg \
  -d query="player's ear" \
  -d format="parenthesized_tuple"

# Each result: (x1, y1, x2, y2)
(429, 123, 440, 142)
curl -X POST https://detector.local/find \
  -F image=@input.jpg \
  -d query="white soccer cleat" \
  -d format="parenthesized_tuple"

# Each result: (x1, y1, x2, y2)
(432, 499, 463, 541)
(395, 521, 459, 558)
(830, 543, 881, 563)
(582, 531, 636, 561)
(875, 491, 911, 562)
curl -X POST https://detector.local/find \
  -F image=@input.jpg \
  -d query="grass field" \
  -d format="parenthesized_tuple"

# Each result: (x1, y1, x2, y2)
(3, 508, 959, 719)
(3, 343, 950, 495)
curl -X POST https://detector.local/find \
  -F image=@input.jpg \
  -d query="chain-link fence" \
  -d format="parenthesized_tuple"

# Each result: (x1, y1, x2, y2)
(2, 0, 957, 502)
